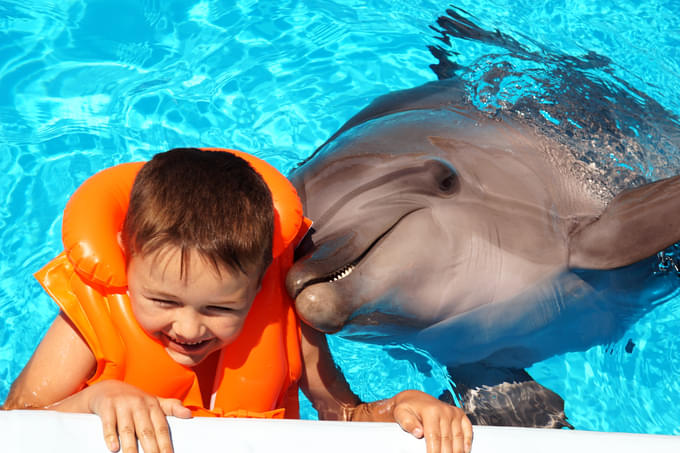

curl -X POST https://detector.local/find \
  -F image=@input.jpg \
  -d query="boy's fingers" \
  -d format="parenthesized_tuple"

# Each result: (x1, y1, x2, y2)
(149, 402, 175, 453)
(98, 404, 121, 452)
(131, 404, 162, 453)
(450, 415, 466, 453)
(462, 416, 473, 453)
(158, 398, 192, 419)
(115, 408, 140, 453)
(393, 406, 424, 438)
(422, 414, 446, 453)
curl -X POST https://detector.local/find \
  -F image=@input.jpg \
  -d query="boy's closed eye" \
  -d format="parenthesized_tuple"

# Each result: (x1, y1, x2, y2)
(150, 298, 180, 307)
(206, 304, 236, 313)
(151, 297, 240, 315)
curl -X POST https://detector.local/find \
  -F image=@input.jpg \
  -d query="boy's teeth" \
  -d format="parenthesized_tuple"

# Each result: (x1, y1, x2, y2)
(172, 337, 205, 345)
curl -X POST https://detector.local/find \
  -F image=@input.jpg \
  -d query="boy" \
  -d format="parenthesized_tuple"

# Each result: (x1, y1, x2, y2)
(3, 148, 472, 453)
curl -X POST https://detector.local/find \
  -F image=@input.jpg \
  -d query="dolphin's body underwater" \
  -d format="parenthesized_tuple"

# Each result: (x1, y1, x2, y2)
(285, 74, 680, 427)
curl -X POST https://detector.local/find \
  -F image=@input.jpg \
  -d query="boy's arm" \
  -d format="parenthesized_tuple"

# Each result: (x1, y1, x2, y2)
(3, 312, 191, 453)
(296, 322, 361, 420)
(3, 312, 96, 411)
(298, 323, 473, 453)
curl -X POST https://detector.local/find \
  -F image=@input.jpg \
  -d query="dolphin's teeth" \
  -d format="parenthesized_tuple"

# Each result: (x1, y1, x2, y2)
(326, 264, 355, 283)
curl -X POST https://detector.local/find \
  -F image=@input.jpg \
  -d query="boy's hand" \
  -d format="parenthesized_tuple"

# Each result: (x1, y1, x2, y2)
(84, 380, 192, 453)
(351, 390, 473, 453)
(392, 390, 473, 453)
(297, 325, 472, 452)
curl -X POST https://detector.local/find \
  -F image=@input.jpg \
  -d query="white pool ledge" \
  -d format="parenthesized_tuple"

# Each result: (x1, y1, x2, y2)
(1, 410, 678, 452)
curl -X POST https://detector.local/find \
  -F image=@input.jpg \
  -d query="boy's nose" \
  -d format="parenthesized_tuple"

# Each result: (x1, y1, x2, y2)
(173, 310, 206, 340)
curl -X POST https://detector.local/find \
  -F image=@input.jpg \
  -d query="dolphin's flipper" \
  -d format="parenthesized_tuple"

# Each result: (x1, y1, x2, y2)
(569, 174, 680, 270)
(444, 364, 574, 429)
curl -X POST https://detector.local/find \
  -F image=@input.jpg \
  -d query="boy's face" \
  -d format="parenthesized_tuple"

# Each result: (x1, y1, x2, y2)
(126, 246, 260, 367)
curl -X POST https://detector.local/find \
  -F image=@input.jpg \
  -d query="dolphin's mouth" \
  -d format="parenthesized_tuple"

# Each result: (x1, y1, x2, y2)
(292, 208, 422, 296)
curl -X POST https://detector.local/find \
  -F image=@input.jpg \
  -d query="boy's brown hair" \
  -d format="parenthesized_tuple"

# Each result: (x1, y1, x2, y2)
(121, 148, 274, 278)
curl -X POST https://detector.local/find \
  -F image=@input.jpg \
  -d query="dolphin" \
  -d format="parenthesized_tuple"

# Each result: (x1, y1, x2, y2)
(285, 75, 680, 427)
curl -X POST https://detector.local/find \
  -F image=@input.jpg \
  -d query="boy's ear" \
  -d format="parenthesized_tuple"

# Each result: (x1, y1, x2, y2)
(117, 232, 125, 253)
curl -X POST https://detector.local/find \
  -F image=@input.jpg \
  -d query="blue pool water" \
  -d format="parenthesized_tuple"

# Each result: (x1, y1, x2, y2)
(1, 0, 679, 434)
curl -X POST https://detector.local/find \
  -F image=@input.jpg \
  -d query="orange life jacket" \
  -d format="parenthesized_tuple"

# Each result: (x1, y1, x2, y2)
(35, 149, 312, 418)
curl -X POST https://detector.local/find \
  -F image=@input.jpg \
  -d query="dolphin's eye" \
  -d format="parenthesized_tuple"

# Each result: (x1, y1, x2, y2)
(423, 159, 458, 196)
(439, 174, 456, 193)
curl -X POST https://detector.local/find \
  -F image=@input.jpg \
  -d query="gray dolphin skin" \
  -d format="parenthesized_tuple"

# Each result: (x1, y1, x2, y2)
(285, 76, 680, 428)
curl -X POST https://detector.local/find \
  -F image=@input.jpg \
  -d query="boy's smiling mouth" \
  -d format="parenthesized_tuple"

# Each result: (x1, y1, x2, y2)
(162, 333, 215, 354)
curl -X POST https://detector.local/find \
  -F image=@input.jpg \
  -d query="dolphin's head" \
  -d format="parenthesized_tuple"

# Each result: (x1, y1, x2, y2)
(285, 87, 580, 342)
(287, 107, 485, 336)
(285, 77, 644, 371)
